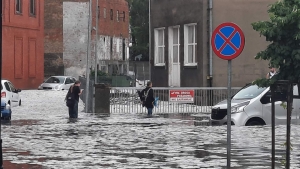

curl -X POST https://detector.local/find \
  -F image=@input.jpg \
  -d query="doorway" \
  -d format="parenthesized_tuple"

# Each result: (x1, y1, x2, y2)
(168, 26, 180, 87)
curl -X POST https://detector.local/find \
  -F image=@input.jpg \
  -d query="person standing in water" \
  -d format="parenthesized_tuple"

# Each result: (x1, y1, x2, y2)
(139, 81, 155, 116)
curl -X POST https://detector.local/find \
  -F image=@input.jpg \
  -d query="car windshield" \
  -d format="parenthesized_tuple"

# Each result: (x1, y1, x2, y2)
(45, 77, 65, 84)
(232, 85, 267, 100)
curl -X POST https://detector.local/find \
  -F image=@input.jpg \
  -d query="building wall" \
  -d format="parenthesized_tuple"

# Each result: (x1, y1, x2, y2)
(150, 0, 206, 87)
(150, 0, 275, 87)
(44, 0, 64, 79)
(62, 0, 130, 79)
(211, 0, 275, 87)
(2, 0, 44, 89)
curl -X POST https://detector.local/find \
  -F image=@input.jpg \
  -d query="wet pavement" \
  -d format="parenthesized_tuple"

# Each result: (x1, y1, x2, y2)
(1, 90, 300, 169)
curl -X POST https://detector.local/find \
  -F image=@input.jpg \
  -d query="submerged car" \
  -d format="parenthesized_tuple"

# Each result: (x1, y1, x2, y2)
(1, 79, 22, 107)
(210, 84, 300, 126)
(1, 99, 12, 120)
(38, 76, 76, 90)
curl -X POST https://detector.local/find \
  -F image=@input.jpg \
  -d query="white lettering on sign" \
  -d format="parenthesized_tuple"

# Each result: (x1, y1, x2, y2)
(177, 95, 191, 97)
(169, 90, 195, 103)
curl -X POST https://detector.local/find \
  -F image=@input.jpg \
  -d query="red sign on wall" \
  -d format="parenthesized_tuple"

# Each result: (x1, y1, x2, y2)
(169, 90, 195, 103)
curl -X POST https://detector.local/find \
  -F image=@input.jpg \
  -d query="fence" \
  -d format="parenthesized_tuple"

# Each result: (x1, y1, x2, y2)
(110, 87, 241, 114)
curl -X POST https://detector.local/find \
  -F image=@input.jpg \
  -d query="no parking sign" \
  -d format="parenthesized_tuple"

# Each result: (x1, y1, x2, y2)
(211, 22, 245, 168)
(211, 22, 245, 60)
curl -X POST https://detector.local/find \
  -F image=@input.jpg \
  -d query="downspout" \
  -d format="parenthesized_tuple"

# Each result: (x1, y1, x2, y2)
(149, 0, 151, 82)
(208, 0, 213, 87)
(85, 0, 92, 113)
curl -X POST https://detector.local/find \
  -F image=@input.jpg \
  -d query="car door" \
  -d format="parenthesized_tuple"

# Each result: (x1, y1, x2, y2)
(64, 78, 73, 90)
(8, 82, 20, 107)
(261, 90, 287, 125)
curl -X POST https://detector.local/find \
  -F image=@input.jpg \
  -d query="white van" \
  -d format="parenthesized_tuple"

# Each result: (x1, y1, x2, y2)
(210, 84, 300, 126)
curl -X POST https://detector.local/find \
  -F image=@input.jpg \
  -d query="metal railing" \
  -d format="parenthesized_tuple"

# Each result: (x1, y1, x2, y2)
(110, 87, 241, 114)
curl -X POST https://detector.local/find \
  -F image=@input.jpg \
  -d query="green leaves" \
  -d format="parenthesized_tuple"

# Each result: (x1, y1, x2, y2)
(128, 0, 149, 60)
(252, 0, 300, 87)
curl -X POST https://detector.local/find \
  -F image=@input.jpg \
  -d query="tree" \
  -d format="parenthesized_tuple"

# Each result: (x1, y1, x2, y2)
(252, 1, 300, 168)
(252, 0, 300, 87)
(127, 0, 149, 61)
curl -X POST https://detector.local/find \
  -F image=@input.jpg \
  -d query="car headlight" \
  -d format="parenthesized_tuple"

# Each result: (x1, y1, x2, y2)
(231, 101, 250, 114)
(5, 103, 10, 110)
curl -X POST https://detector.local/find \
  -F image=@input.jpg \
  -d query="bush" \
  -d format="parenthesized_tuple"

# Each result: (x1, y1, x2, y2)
(90, 70, 108, 77)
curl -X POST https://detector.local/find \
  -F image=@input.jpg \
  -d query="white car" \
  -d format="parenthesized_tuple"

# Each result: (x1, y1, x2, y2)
(210, 84, 300, 126)
(38, 76, 76, 91)
(1, 79, 22, 107)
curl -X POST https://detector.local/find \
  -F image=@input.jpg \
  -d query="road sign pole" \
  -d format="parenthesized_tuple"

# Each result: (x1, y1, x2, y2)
(227, 60, 232, 168)
(211, 22, 244, 169)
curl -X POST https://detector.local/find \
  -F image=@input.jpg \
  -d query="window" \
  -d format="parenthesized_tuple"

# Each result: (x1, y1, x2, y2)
(123, 11, 125, 22)
(184, 24, 197, 66)
(116, 10, 119, 22)
(110, 37, 113, 53)
(97, 6, 100, 18)
(110, 9, 113, 20)
(8, 82, 16, 92)
(65, 78, 71, 84)
(116, 39, 120, 52)
(169, 26, 180, 63)
(4, 83, 11, 92)
(29, 0, 35, 15)
(16, 0, 22, 13)
(103, 8, 106, 18)
(154, 28, 165, 66)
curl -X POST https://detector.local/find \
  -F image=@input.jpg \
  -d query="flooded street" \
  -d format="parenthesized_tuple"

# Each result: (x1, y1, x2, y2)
(2, 90, 300, 169)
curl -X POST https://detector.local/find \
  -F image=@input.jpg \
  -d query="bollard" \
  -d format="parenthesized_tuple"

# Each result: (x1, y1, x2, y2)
(94, 83, 110, 114)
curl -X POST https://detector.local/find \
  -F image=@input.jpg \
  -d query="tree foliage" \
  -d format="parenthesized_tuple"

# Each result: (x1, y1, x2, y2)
(127, 0, 149, 61)
(252, 0, 300, 87)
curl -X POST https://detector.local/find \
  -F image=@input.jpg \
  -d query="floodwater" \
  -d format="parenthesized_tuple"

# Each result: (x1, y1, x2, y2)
(1, 90, 300, 169)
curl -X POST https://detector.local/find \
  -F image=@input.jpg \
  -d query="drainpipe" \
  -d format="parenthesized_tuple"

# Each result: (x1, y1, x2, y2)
(208, 0, 213, 87)
(149, 0, 151, 82)
(95, 0, 99, 84)
(0, 1, 3, 168)
(85, 0, 92, 113)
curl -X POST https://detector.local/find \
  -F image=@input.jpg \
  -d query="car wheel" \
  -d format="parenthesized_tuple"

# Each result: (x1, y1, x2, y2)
(19, 100, 22, 106)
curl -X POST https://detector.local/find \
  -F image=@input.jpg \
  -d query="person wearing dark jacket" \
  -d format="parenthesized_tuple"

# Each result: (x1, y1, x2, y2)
(139, 81, 155, 116)
(66, 80, 83, 118)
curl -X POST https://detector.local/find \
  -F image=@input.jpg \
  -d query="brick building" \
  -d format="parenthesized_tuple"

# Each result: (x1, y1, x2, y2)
(44, 0, 130, 79)
(2, 0, 44, 89)
(150, 0, 275, 87)
(44, 0, 64, 78)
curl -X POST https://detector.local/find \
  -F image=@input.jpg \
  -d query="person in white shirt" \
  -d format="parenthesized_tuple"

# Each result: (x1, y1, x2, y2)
(266, 66, 277, 79)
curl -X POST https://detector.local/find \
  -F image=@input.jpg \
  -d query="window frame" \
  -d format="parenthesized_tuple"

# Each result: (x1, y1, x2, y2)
(15, 0, 22, 14)
(103, 8, 107, 18)
(169, 26, 180, 64)
(116, 10, 119, 22)
(184, 23, 198, 66)
(154, 27, 165, 66)
(110, 9, 113, 20)
(122, 11, 125, 22)
(29, 0, 35, 16)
